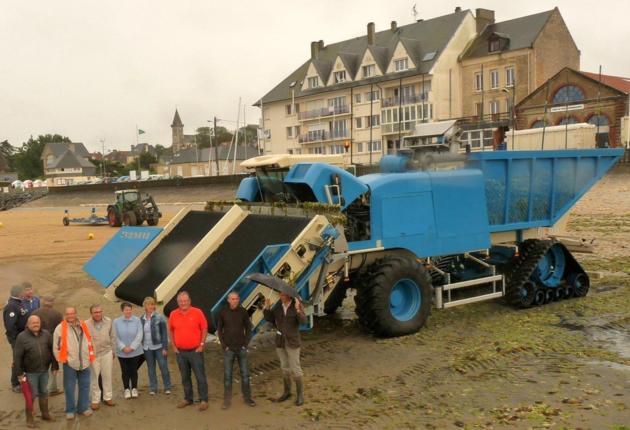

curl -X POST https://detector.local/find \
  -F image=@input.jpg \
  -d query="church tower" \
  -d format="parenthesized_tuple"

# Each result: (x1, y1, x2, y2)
(171, 109, 184, 154)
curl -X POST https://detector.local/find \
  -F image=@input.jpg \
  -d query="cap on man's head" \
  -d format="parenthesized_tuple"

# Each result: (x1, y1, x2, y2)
(10, 284, 25, 297)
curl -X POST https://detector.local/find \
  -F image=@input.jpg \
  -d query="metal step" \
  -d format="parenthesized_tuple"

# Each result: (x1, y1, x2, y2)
(443, 291, 504, 308)
(435, 274, 505, 309)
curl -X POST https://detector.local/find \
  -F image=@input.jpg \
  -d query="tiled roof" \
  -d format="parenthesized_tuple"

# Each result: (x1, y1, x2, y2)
(461, 10, 554, 59)
(257, 9, 470, 105)
(581, 71, 630, 94)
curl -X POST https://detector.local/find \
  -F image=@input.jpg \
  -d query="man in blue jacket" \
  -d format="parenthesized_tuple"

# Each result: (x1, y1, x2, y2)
(4, 284, 29, 392)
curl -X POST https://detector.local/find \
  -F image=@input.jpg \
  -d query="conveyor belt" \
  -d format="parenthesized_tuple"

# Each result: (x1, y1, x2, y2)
(115, 211, 224, 304)
(163, 214, 311, 327)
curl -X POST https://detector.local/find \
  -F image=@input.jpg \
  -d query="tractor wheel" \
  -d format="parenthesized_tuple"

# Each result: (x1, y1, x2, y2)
(511, 280, 536, 308)
(122, 211, 137, 227)
(570, 273, 590, 297)
(147, 218, 159, 226)
(63, 217, 70, 226)
(355, 256, 432, 337)
(107, 207, 121, 227)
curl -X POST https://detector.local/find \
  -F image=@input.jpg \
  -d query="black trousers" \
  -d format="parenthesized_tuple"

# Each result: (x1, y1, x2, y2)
(118, 355, 144, 390)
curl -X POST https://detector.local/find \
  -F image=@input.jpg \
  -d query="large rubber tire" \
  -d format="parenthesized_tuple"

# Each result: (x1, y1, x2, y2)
(122, 211, 137, 227)
(355, 256, 432, 337)
(570, 273, 590, 297)
(63, 217, 70, 226)
(147, 217, 159, 226)
(107, 207, 121, 227)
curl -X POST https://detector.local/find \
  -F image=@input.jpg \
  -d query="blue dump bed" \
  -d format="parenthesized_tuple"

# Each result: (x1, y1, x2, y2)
(467, 148, 624, 233)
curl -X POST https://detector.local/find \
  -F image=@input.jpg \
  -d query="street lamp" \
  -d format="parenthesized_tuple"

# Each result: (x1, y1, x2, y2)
(502, 83, 516, 150)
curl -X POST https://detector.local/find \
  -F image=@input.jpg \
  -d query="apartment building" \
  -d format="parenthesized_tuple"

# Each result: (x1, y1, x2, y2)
(256, 8, 478, 164)
(256, 7, 579, 162)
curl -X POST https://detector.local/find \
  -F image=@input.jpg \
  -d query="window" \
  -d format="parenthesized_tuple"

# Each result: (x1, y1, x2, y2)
(285, 104, 298, 115)
(331, 144, 345, 154)
(558, 117, 578, 125)
(331, 119, 348, 138)
(368, 140, 382, 152)
(490, 70, 499, 89)
(394, 58, 408, 72)
(588, 114, 609, 126)
(355, 117, 363, 129)
(552, 86, 585, 104)
(506, 67, 515, 87)
(475, 103, 483, 117)
(461, 129, 493, 149)
(368, 115, 380, 127)
(309, 147, 324, 154)
(334, 71, 346, 84)
(489, 39, 501, 52)
(354, 93, 362, 104)
(307, 76, 320, 89)
(356, 142, 363, 153)
(363, 64, 375, 78)
(328, 96, 347, 108)
(264, 129, 271, 139)
(402, 85, 416, 103)
(286, 126, 299, 139)
(490, 100, 499, 115)
(475, 72, 483, 91)
(367, 90, 380, 101)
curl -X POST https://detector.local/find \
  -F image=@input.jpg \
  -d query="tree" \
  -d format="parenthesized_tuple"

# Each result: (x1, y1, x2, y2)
(0, 140, 15, 171)
(238, 124, 258, 145)
(195, 127, 212, 149)
(12, 134, 71, 180)
(154, 144, 171, 160)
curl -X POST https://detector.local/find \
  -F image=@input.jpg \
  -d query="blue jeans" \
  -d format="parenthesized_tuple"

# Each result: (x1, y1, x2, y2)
(224, 348, 251, 400)
(144, 348, 172, 392)
(26, 371, 49, 398)
(175, 350, 207, 402)
(62, 364, 91, 414)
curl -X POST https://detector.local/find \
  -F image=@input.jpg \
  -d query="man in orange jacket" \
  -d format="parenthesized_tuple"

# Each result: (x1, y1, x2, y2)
(52, 307, 95, 420)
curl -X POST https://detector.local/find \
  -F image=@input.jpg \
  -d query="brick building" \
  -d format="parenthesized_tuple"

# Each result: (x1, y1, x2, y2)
(515, 67, 630, 147)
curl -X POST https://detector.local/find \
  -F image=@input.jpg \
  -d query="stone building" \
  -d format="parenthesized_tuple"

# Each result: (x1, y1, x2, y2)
(515, 67, 630, 147)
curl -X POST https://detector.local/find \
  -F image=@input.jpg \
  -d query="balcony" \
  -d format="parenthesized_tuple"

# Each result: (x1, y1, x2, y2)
(381, 93, 428, 108)
(298, 130, 350, 144)
(381, 121, 420, 135)
(298, 104, 350, 121)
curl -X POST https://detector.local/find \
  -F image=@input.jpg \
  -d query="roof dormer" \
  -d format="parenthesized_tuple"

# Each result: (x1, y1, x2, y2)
(301, 61, 327, 91)
(327, 55, 357, 85)
(488, 32, 510, 53)
(386, 40, 417, 74)
(357, 48, 385, 80)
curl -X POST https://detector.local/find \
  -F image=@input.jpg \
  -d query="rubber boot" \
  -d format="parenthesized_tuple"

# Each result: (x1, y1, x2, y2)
(39, 396, 54, 421)
(274, 373, 292, 402)
(294, 377, 304, 406)
(26, 409, 37, 428)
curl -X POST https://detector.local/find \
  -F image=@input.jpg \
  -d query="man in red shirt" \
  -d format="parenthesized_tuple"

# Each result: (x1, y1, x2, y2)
(168, 291, 208, 411)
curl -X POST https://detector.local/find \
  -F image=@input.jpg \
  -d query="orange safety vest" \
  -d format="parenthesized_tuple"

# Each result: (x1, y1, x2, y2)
(58, 320, 96, 364)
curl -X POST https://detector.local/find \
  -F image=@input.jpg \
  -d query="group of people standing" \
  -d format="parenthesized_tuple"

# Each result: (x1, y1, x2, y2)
(4, 284, 308, 427)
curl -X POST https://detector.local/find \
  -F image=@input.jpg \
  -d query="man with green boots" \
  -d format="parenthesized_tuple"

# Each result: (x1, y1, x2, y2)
(263, 292, 306, 406)
(13, 315, 57, 427)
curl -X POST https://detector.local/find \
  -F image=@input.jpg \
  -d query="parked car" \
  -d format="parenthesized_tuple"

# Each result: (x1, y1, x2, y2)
(116, 176, 130, 183)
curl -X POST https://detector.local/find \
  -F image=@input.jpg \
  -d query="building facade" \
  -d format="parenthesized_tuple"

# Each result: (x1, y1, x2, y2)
(257, 7, 579, 161)
(41, 142, 97, 186)
(515, 67, 630, 147)
(155, 146, 255, 177)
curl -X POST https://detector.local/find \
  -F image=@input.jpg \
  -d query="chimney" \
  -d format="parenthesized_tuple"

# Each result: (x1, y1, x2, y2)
(475, 8, 495, 33)
(318, 40, 324, 51)
(310, 41, 319, 59)
(390, 21, 397, 32)
(367, 22, 375, 45)
(455, 6, 462, 12)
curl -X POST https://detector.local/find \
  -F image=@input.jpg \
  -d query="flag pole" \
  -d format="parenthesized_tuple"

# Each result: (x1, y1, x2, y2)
(136, 125, 140, 175)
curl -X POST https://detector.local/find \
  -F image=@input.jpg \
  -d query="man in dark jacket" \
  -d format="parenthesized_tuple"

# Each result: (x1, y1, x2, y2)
(4, 284, 29, 392)
(263, 292, 307, 406)
(14, 315, 58, 427)
(216, 291, 254, 409)
(32, 295, 63, 395)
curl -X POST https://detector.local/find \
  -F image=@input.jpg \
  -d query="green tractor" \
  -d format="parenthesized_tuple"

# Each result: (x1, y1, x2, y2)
(107, 190, 161, 227)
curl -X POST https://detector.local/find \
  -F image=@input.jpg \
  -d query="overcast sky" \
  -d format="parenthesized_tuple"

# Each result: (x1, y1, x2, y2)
(1, 0, 628, 152)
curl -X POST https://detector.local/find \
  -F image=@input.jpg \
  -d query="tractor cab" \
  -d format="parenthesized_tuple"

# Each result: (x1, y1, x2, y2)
(107, 189, 161, 227)
(236, 154, 351, 203)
